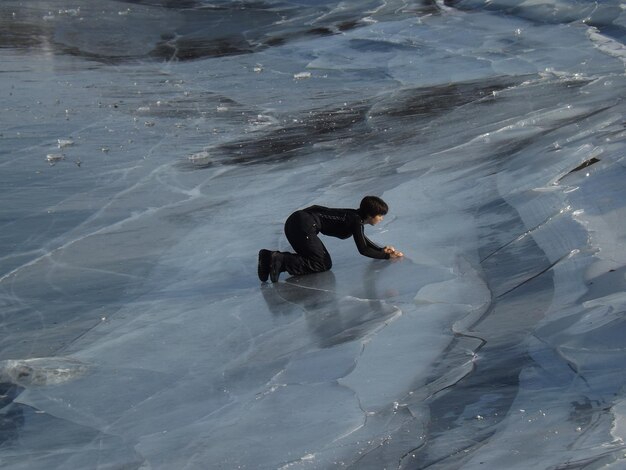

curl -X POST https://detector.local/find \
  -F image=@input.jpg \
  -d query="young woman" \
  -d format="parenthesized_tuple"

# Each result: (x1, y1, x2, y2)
(258, 196, 403, 282)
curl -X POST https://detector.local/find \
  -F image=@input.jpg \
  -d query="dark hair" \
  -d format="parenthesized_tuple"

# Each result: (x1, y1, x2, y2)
(359, 196, 388, 218)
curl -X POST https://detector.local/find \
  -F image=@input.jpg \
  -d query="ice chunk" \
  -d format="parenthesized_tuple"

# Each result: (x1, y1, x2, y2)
(45, 153, 65, 163)
(0, 357, 89, 387)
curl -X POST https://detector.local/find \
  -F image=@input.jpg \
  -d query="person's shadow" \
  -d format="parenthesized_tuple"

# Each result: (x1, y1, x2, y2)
(260, 264, 400, 348)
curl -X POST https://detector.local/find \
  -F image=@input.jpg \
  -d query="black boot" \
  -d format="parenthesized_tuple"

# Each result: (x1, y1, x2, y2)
(258, 249, 272, 282)
(270, 252, 284, 283)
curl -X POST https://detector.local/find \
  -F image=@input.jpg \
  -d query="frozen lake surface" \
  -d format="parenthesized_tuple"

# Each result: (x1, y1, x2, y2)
(1, 0, 626, 468)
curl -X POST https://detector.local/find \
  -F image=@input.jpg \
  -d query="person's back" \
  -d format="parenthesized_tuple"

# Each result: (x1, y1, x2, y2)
(303, 205, 359, 239)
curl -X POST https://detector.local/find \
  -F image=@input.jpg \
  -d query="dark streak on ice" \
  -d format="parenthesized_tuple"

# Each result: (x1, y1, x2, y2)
(0, 0, 443, 64)
(371, 79, 525, 119)
(558, 157, 601, 182)
(191, 103, 370, 166)
(184, 76, 529, 168)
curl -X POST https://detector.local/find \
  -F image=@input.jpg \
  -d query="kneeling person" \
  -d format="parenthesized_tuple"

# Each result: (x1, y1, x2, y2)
(258, 195, 403, 283)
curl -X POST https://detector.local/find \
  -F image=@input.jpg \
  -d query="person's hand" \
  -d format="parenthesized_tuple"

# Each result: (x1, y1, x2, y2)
(384, 246, 404, 258)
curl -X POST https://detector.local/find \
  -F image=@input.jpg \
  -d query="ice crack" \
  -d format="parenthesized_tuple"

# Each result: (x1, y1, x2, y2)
(496, 250, 578, 299)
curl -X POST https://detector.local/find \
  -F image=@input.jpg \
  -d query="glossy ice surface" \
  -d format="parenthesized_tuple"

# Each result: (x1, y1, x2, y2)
(1, 1, 626, 468)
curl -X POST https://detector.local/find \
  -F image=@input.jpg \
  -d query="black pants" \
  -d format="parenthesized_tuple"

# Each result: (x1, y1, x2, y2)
(281, 210, 332, 276)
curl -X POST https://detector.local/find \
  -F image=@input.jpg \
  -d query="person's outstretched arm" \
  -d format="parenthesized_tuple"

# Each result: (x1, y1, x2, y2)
(360, 222, 404, 258)
(353, 223, 391, 259)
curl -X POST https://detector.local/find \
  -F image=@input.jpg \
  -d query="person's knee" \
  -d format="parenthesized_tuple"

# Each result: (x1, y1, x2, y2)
(317, 257, 332, 272)
(309, 256, 331, 273)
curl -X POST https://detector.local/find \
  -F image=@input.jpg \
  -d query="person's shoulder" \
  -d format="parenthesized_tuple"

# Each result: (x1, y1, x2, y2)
(332, 207, 359, 217)
(344, 209, 362, 225)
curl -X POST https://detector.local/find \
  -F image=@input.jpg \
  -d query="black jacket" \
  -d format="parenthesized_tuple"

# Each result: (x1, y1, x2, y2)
(303, 205, 389, 259)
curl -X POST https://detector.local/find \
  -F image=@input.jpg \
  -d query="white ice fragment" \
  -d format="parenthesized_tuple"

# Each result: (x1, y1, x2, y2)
(253, 65, 263, 73)
(294, 72, 312, 80)
(144, 121, 155, 127)
(46, 153, 65, 163)
(188, 151, 211, 165)
(0, 357, 89, 387)
(583, 292, 626, 310)
(216, 105, 229, 112)
(476, 415, 484, 420)
(249, 114, 277, 129)
(57, 138, 74, 148)
(610, 399, 626, 444)
(587, 27, 626, 63)
(278, 453, 316, 469)
(58, 8, 80, 16)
